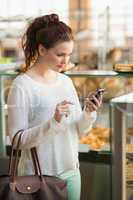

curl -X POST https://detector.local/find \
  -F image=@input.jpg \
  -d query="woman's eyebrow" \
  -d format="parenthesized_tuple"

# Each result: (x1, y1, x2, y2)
(57, 52, 73, 56)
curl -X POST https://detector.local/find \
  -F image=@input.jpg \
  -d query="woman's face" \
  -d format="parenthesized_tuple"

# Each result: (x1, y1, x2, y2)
(39, 40, 74, 72)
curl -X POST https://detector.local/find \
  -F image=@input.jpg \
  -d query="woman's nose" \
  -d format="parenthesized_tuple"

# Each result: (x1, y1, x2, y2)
(62, 56, 69, 64)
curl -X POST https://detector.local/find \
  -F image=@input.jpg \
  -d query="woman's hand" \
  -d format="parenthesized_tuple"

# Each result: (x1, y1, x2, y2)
(54, 100, 73, 123)
(84, 92, 103, 113)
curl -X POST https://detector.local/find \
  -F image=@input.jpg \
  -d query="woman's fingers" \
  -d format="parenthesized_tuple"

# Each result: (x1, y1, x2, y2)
(57, 107, 70, 115)
(85, 100, 98, 112)
(84, 93, 103, 112)
(60, 100, 73, 106)
(55, 100, 73, 122)
(90, 96, 101, 107)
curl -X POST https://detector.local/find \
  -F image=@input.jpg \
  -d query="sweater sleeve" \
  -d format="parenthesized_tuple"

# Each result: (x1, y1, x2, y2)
(7, 81, 66, 149)
(66, 77, 97, 137)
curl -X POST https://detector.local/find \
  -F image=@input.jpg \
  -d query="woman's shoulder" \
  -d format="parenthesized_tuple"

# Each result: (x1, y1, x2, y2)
(10, 74, 33, 94)
(12, 73, 31, 86)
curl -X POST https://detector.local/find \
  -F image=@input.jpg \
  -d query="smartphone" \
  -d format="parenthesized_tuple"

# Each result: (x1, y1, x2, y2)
(95, 88, 105, 99)
(91, 88, 105, 103)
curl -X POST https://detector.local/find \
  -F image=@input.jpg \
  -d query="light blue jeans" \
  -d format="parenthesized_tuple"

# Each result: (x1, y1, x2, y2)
(58, 169, 81, 200)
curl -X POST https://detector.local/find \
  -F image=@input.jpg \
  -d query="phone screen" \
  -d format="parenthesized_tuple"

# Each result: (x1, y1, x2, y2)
(95, 89, 105, 99)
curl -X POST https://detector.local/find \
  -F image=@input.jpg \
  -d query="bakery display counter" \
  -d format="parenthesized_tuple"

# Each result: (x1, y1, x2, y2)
(64, 70, 133, 200)
(111, 93, 133, 200)
(79, 153, 111, 200)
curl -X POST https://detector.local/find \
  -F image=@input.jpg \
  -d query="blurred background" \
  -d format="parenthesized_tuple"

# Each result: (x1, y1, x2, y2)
(1, 0, 133, 70)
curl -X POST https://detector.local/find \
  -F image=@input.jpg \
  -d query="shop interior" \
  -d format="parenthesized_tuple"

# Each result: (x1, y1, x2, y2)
(0, 0, 133, 199)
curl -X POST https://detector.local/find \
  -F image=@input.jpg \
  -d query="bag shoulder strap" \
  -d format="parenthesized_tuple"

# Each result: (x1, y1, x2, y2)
(9, 130, 44, 183)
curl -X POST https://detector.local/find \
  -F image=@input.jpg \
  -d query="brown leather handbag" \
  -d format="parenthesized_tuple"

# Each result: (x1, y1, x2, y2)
(0, 130, 68, 200)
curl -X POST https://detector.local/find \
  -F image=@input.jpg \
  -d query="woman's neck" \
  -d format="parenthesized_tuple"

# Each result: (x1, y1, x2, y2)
(26, 62, 57, 84)
(32, 59, 50, 76)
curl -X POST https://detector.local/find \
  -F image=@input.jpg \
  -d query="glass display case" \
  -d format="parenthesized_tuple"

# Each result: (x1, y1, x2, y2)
(110, 93, 133, 200)
(0, 70, 17, 156)
(65, 70, 133, 152)
(65, 70, 133, 200)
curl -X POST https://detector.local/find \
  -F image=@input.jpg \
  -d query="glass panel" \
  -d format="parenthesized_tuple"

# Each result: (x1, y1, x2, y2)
(126, 113, 133, 200)
(110, 99, 133, 200)
(0, 73, 15, 156)
(70, 76, 132, 154)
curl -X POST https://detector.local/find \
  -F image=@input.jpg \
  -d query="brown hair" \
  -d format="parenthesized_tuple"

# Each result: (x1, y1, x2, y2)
(20, 13, 73, 72)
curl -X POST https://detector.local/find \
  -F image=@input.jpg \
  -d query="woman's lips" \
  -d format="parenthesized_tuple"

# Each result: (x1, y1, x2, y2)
(56, 64, 65, 69)
(55, 64, 66, 72)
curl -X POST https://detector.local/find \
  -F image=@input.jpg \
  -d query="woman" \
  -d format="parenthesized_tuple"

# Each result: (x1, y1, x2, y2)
(7, 13, 102, 200)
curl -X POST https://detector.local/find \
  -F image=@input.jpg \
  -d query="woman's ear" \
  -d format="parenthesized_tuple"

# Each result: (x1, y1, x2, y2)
(38, 44, 47, 56)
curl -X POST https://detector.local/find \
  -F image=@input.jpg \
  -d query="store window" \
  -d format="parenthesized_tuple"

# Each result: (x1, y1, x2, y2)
(92, 0, 133, 68)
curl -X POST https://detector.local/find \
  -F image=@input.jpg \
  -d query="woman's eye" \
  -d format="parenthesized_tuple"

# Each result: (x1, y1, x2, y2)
(56, 54, 71, 58)
(57, 54, 64, 57)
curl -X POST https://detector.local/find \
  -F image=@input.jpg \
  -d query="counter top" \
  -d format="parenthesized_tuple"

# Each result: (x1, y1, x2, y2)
(111, 93, 133, 103)
(65, 70, 118, 77)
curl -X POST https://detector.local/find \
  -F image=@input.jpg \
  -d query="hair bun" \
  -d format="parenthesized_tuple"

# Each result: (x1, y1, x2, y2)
(45, 13, 59, 24)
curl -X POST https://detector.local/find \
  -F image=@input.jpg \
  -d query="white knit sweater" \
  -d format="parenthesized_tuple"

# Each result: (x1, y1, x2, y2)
(7, 72, 96, 176)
